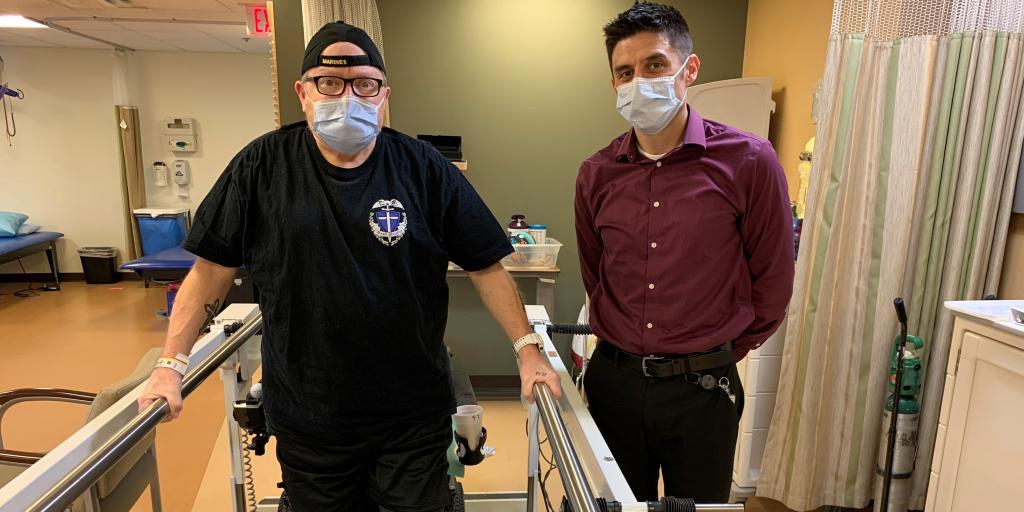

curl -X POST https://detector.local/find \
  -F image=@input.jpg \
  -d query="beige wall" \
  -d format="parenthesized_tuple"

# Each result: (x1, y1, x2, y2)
(742, 0, 834, 196)
(135, 52, 275, 212)
(0, 47, 273, 274)
(0, 47, 122, 275)
(1000, 214, 1024, 299)
(377, 0, 750, 374)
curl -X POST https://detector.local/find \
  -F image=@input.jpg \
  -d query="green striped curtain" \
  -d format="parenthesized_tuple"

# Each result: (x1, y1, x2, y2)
(757, 31, 1024, 510)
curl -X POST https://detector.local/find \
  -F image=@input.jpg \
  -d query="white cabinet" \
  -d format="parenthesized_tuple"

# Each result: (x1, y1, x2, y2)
(928, 301, 1024, 511)
(731, 319, 787, 498)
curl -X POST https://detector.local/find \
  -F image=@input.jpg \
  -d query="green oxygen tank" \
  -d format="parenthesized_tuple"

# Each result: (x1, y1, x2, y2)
(874, 334, 924, 512)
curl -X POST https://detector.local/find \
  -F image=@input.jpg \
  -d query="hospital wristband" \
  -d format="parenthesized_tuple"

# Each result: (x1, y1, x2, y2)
(168, 353, 190, 365)
(155, 357, 189, 377)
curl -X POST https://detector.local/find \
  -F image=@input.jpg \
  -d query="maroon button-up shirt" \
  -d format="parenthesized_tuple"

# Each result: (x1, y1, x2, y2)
(575, 107, 794, 360)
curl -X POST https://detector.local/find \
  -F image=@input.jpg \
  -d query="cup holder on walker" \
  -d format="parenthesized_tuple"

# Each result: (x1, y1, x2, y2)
(454, 427, 488, 466)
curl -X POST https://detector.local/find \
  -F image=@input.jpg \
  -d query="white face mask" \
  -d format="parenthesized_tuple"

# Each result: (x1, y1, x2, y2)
(311, 95, 381, 155)
(615, 55, 691, 135)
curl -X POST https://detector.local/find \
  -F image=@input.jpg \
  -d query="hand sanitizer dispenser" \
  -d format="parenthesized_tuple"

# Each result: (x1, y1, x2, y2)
(173, 160, 190, 199)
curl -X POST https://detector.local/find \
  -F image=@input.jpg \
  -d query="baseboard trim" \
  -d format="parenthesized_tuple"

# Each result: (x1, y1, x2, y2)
(0, 272, 141, 283)
(470, 375, 521, 398)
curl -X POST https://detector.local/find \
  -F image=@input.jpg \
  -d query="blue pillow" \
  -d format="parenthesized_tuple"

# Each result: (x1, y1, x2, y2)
(0, 212, 28, 237)
(17, 222, 41, 235)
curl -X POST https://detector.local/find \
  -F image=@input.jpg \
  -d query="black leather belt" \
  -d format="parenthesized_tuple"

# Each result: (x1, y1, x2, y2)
(598, 340, 735, 378)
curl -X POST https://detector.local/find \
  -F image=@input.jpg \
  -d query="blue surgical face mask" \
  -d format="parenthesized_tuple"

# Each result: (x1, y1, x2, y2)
(312, 95, 381, 155)
(615, 55, 691, 135)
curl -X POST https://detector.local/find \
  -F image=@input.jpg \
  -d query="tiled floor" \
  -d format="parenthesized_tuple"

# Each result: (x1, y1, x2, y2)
(0, 280, 842, 512)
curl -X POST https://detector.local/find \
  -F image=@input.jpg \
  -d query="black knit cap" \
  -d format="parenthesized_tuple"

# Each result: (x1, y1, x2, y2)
(301, 21, 386, 75)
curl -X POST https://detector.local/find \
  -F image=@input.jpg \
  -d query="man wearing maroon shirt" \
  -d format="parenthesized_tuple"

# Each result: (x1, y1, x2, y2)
(576, 3, 795, 502)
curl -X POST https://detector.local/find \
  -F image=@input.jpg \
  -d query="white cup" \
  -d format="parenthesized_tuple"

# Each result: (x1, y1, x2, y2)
(452, 404, 484, 451)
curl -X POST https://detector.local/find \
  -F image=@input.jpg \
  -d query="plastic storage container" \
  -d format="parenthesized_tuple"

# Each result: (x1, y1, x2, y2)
(501, 238, 562, 269)
(133, 208, 190, 256)
(79, 246, 120, 284)
(528, 224, 547, 244)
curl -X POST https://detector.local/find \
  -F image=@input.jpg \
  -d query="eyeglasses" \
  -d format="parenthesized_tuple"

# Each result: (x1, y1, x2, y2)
(304, 76, 384, 97)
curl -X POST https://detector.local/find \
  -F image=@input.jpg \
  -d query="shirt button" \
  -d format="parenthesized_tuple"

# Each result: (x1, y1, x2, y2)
(656, 161, 662, 168)
(647, 322, 653, 329)
(653, 201, 661, 208)
(649, 283, 655, 290)
(650, 242, 657, 248)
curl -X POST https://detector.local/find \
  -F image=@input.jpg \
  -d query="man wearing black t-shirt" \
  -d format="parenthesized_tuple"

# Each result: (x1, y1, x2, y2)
(137, 22, 562, 512)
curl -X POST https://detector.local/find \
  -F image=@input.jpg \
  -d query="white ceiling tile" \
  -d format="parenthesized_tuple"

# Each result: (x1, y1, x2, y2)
(111, 20, 200, 32)
(78, 29, 176, 50)
(168, 10, 241, 22)
(0, 0, 251, 49)
(132, 0, 233, 12)
(208, 36, 243, 52)
(49, 20, 120, 31)
(44, 0, 106, 9)
(212, 0, 243, 13)
(190, 22, 268, 53)
(240, 42, 269, 54)
(219, 35, 269, 54)
(71, 8, 240, 22)
(189, 22, 246, 38)
(20, 27, 110, 48)
(176, 38, 239, 52)
(139, 27, 198, 42)
(199, 22, 268, 52)
(0, 30, 59, 47)
(0, 1, 87, 18)
(144, 29, 237, 52)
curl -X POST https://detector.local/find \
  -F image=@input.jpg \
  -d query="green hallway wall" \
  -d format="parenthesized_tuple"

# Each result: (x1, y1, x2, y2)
(279, 0, 751, 375)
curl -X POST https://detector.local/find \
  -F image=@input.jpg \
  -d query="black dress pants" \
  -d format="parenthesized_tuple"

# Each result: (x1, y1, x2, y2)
(584, 341, 744, 503)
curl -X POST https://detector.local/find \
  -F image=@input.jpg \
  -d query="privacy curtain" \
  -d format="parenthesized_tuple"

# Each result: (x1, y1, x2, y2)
(113, 49, 145, 261)
(757, 1, 1024, 509)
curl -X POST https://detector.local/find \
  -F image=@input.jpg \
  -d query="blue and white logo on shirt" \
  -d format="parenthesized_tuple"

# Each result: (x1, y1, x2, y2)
(369, 199, 408, 247)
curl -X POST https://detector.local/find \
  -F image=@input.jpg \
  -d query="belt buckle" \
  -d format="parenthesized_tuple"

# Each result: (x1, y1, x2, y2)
(641, 356, 667, 378)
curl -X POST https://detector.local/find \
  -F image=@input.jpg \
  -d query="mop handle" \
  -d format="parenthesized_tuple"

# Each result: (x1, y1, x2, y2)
(881, 298, 909, 510)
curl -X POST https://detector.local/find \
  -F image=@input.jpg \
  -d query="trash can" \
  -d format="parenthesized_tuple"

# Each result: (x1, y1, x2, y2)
(167, 282, 181, 316)
(133, 208, 190, 256)
(79, 246, 120, 284)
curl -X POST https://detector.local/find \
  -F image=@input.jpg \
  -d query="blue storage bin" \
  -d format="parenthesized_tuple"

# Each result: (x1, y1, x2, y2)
(134, 208, 190, 256)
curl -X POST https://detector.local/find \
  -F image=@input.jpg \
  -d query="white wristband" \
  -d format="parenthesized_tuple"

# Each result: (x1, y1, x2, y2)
(513, 333, 544, 356)
(155, 357, 188, 376)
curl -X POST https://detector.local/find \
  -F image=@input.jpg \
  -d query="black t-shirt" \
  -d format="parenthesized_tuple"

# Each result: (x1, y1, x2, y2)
(184, 122, 512, 438)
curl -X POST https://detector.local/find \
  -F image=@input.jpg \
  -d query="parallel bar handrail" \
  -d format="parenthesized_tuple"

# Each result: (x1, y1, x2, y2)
(27, 314, 264, 512)
(534, 382, 600, 512)
(532, 381, 746, 512)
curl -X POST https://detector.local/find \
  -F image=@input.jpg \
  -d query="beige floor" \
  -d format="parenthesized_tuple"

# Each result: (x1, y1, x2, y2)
(0, 281, 227, 512)
(191, 399, 537, 510)
(0, 280, 819, 512)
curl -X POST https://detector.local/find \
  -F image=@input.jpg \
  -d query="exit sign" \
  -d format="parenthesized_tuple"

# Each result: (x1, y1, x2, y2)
(245, 4, 272, 37)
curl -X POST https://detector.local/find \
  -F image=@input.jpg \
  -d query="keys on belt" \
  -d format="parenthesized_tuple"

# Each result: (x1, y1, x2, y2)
(607, 343, 737, 402)
(639, 357, 737, 402)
